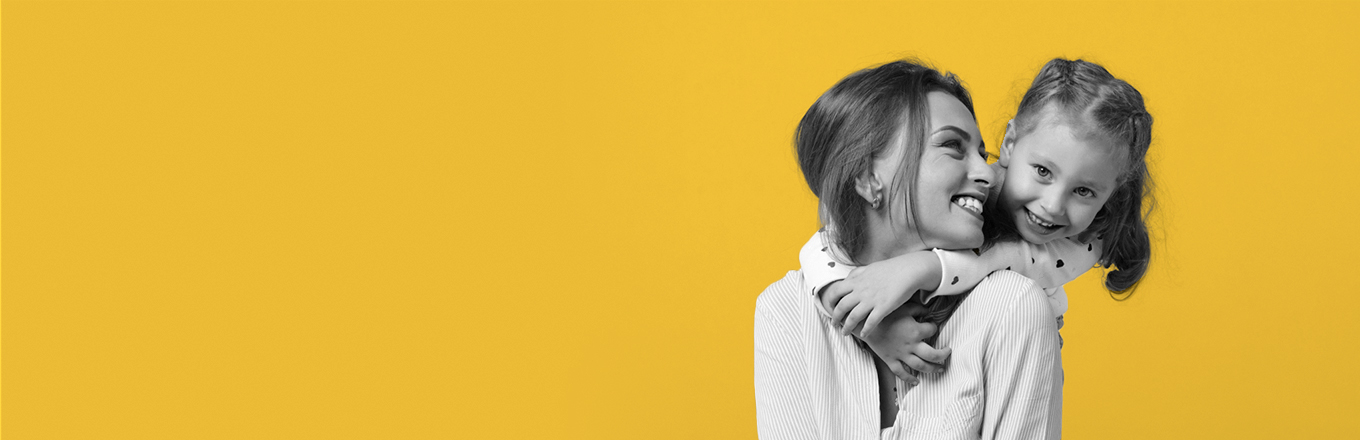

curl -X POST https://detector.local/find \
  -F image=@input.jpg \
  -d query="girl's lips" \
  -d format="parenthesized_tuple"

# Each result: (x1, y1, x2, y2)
(1023, 208, 1062, 235)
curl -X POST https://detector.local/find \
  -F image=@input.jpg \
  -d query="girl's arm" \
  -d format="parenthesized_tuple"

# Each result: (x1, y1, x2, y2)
(798, 230, 949, 382)
(799, 230, 944, 333)
(930, 234, 1103, 303)
(797, 231, 853, 315)
(824, 250, 942, 336)
(1008, 236, 1105, 289)
(824, 234, 1102, 337)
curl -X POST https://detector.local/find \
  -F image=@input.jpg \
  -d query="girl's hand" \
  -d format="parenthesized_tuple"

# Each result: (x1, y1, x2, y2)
(860, 302, 952, 384)
(823, 251, 941, 338)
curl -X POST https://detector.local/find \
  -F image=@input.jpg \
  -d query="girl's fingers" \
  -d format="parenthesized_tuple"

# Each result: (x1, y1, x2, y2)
(860, 307, 891, 339)
(903, 355, 935, 377)
(831, 295, 857, 329)
(912, 342, 952, 366)
(906, 320, 938, 343)
(900, 302, 929, 318)
(844, 304, 872, 337)
(887, 360, 917, 385)
(822, 282, 852, 309)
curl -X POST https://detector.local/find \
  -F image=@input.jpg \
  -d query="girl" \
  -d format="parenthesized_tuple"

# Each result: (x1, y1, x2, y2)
(805, 58, 1155, 373)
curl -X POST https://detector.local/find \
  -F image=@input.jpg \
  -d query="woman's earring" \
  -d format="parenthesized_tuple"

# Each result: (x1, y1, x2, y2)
(871, 194, 882, 209)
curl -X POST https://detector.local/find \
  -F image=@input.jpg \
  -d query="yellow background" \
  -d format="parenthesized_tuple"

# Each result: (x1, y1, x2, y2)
(5, 1, 1359, 438)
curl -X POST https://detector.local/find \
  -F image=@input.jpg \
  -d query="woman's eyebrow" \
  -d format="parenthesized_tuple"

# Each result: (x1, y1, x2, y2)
(932, 126, 972, 141)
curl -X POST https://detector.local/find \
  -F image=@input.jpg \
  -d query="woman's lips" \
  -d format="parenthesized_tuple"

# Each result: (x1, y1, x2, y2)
(952, 195, 984, 221)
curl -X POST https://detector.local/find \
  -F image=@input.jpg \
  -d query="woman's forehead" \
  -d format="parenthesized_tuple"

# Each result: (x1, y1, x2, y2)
(926, 92, 980, 136)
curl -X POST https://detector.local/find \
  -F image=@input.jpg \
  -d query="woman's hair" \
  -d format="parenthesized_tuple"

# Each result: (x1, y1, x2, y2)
(1003, 58, 1155, 293)
(796, 60, 975, 265)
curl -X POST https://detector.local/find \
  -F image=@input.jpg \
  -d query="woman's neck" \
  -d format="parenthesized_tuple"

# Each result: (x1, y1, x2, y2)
(855, 213, 927, 264)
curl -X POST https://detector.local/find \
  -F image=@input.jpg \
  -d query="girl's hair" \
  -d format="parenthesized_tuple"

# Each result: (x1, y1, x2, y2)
(1007, 58, 1155, 293)
(796, 60, 975, 265)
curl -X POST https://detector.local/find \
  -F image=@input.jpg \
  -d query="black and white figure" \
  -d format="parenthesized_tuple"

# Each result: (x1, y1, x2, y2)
(755, 58, 1155, 439)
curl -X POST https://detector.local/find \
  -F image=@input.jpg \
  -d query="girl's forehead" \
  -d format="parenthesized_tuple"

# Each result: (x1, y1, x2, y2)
(1024, 107, 1123, 155)
(1025, 104, 1083, 134)
(1019, 121, 1126, 170)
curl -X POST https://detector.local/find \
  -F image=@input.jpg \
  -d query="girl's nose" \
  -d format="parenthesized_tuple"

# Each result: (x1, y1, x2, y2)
(1040, 189, 1067, 217)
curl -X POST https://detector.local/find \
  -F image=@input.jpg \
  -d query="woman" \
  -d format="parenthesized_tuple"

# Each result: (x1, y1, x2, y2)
(754, 60, 1062, 439)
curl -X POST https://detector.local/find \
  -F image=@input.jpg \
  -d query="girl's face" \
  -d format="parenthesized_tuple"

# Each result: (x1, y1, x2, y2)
(998, 115, 1124, 244)
(875, 92, 994, 254)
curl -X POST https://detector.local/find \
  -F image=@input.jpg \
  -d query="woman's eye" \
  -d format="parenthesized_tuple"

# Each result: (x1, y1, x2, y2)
(978, 149, 990, 161)
(1075, 187, 1094, 197)
(1034, 165, 1050, 178)
(941, 140, 965, 156)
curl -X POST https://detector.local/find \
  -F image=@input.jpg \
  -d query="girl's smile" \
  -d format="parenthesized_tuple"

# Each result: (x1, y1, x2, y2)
(998, 113, 1123, 244)
(1023, 207, 1062, 233)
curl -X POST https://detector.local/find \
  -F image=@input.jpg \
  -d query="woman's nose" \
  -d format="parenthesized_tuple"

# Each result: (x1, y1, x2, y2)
(968, 154, 994, 188)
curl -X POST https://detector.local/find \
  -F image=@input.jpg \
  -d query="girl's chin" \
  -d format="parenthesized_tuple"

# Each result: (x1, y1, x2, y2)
(1017, 228, 1063, 245)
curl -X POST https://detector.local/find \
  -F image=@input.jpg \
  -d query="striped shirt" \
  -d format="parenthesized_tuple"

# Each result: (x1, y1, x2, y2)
(755, 270, 1062, 439)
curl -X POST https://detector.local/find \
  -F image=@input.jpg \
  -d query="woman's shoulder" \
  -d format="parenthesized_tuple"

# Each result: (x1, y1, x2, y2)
(754, 271, 813, 336)
(962, 270, 1056, 327)
(756, 271, 807, 312)
(975, 270, 1042, 297)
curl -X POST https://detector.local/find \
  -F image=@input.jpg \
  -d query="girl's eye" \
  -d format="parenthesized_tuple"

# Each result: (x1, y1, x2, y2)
(1075, 187, 1094, 198)
(1034, 165, 1050, 178)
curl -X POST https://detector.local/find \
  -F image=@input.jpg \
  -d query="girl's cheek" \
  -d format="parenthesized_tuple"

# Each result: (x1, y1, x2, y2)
(1076, 206, 1100, 229)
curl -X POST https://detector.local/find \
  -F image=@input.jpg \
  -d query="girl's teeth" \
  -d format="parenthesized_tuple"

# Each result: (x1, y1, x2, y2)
(1028, 210, 1056, 228)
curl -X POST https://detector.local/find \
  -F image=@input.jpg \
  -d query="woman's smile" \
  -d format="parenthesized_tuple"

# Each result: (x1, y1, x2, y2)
(951, 193, 986, 220)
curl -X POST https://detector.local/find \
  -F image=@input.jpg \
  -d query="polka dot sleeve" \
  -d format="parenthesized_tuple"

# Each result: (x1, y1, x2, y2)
(797, 230, 854, 317)
(924, 240, 1027, 303)
(1016, 236, 1104, 289)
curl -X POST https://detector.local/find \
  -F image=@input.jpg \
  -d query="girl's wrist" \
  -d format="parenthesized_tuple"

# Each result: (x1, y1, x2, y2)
(915, 250, 944, 292)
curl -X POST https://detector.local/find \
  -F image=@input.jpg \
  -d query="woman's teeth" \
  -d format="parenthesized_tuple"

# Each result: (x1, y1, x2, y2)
(1026, 209, 1059, 229)
(952, 196, 982, 215)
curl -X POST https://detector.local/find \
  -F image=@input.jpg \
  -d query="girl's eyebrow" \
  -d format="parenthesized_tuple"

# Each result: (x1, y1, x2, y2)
(1031, 151, 1112, 191)
(1077, 178, 1112, 192)
(1028, 151, 1061, 174)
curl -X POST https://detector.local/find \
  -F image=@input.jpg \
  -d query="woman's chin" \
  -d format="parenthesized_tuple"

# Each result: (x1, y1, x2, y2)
(964, 235, 984, 249)
(944, 232, 984, 250)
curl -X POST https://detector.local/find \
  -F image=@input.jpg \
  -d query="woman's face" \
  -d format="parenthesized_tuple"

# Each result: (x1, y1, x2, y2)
(875, 92, 994, 253)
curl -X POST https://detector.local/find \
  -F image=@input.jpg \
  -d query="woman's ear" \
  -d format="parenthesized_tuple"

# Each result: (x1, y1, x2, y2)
(854, 171, 884, 209)
(999, 119, 1018, 167)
